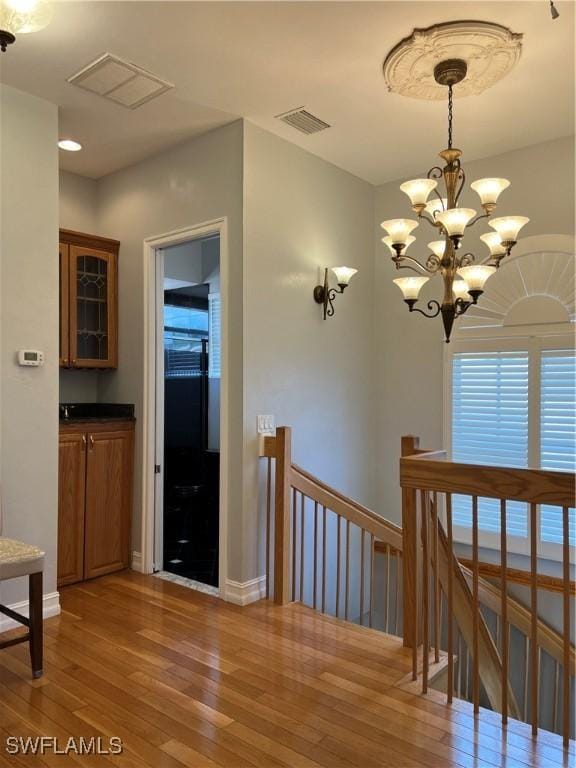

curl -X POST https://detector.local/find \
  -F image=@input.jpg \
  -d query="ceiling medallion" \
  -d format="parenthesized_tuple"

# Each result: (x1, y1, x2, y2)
(383, 21, 523, 100)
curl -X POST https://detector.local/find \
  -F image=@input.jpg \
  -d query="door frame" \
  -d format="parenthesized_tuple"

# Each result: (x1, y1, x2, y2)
(142, 218, 229, 595)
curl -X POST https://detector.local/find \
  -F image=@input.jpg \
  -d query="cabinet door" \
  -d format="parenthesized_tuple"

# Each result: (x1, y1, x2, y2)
(58, 433, 86, 586)
(84, 429, 133, 579)
(69, 245, 117, 368)
(59, 243, 70, 367)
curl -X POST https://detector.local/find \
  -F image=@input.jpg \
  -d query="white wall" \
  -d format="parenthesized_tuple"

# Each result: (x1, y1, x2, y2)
(59, 170, 98, 233)
(163, 239, 204, 285)
(96, 121, 244, 579)
(59, 170, 101, 403)
(243, 122, 376, 583)
(0, 85, 59, 605)
(374, 135, 576, 522)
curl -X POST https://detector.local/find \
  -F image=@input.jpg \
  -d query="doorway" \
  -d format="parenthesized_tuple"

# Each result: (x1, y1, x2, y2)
(143, 221, 228, 592)
(160, 235, 221, 586)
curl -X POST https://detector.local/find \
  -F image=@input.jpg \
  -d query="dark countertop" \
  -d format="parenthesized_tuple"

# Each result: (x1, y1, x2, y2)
(59, 403, 135, 422)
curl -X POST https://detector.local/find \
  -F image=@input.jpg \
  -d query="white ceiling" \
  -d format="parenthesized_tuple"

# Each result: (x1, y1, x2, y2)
(1, 1, 574, 184)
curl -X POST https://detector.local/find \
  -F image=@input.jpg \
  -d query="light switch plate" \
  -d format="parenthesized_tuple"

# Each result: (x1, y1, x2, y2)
(257, 414, 275, 435)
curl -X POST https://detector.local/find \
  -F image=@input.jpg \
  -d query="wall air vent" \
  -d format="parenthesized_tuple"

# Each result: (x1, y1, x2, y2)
(276, 107, 331, 135)
(67, 53, 174, 110)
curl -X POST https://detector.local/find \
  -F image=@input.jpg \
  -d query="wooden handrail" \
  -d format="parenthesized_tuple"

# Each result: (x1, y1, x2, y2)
(400, 453, 575, 507)
(374, 544, 576, 594)
(458, 559, 576, 595)
(290, 464, 402, 551)
(459, 564, 576, 670)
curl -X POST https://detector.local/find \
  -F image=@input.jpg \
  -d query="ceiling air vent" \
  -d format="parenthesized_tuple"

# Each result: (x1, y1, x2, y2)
(276, 107, 330, 135)
(67, 53, 174, 110)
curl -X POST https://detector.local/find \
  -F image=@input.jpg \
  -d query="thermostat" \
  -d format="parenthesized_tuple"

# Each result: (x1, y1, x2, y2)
(18, 350, 44, 367)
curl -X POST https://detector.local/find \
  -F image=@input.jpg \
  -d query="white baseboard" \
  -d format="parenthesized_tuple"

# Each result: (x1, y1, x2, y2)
(0, 592, 61, 633)
(224, 576, 266, 606)
(131, 551, 144, 573)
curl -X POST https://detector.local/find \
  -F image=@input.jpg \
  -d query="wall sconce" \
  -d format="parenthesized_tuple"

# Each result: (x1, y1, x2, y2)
(313, 266, 357, 319)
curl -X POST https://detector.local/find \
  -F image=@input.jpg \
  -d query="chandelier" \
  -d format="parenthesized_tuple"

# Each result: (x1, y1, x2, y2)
(0, 0, 52, 52)
(382, 58, 529, 342)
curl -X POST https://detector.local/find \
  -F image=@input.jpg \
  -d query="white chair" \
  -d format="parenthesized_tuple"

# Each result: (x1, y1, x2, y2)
(0, 531, 44, 678)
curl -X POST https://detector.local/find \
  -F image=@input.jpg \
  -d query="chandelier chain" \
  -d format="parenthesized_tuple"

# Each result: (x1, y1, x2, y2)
(448, 84, 453, 149)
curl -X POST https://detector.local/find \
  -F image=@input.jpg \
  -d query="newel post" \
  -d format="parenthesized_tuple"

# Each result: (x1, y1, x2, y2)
(401, 435, 421, 649)
(274, 426, 292, 605)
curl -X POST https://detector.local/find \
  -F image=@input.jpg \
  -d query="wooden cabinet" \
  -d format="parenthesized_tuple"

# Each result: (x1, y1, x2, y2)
(58, 433, 86, 586)
(59, 230, 119, 369)
(58, 421, 134, 587)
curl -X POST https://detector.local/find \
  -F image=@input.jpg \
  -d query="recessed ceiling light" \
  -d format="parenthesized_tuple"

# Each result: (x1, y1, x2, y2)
(58, 139, 82, 152)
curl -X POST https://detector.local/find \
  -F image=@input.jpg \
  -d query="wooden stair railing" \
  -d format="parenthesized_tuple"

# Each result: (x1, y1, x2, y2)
(400, 435, 575, 746)
(261, 427, 403, 628)
(260, 427, 575, 745)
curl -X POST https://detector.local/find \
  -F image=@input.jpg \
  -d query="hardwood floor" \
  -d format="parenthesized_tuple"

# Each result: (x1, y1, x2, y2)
(0, 572, 571, 767)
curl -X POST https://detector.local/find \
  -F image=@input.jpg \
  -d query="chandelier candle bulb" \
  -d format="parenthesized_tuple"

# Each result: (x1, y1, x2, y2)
(380, 218, 419, 245)
(480, 231, 506, 257)
(452, 280, 471, 302)
(457, 265, 497, 291)
(400, 179, 438, 208)
(0, 0, 52, 50)
(435, 208, 477, 238)
(331, 266, 357, 287)
(470, 178, 510, 210)
(428, 241, 447, 260)
(382, 235, 415, 255)
(489, 216, 530, 246)
(424, 197, 447, 218)
(393, 276, 429, 301)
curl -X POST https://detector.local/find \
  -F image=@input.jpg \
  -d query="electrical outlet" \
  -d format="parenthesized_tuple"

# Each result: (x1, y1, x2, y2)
(257, 414, 275, 435)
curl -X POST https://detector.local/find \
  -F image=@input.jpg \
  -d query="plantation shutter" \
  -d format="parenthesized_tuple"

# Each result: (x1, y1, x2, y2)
(451, 351, 529, 537)
(540, 350, 576, 546)
(208, 294, 221, 378)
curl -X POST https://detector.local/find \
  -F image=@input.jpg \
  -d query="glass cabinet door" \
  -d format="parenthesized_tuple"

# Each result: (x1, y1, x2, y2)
(69, 245, 117, 368)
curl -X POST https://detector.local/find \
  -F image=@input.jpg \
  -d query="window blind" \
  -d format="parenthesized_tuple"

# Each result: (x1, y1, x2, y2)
(451, 351, 529, 536)
(164, 344, 203, 378)
(208, 294, 221, 378)
(540, 350, 576, 546)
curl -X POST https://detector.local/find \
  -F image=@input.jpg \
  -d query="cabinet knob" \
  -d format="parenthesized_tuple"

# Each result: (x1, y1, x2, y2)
(82, 435, 87, 448)
(89, 435, 95, 449)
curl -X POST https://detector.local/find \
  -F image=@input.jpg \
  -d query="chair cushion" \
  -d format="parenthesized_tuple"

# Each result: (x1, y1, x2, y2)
(0, 537, 44, 581)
